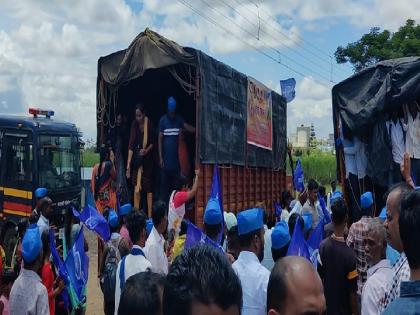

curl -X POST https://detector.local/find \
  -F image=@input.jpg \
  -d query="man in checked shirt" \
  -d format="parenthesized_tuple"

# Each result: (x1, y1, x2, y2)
(347, 191, 375, 297)
(378, 182, 414, 312)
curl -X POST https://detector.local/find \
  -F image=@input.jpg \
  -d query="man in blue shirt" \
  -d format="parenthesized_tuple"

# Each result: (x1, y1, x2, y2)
(159, 96, 195, 202)
(383, 190, 420, 314)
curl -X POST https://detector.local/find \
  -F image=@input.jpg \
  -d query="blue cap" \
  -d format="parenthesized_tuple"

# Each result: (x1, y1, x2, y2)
(146, 219, 154, 236)
(330, 191, 343, 203)
(361, 192, 374, 209)
(237, 208, 264, 236)
(204, 199, 222, 225)
(108, 209, 119, 228)
(271, 221, 291, 249)
(119, 203, 132, 217)
(379, 207, 387, 221)
(168, 96, 176, 112)
(22, 225, 42, 263)
(302, 213, 312, 233)
(35, 187, 47, 199)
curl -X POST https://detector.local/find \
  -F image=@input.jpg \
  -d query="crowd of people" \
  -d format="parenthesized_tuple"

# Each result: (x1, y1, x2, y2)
(2, 171, 419, 315)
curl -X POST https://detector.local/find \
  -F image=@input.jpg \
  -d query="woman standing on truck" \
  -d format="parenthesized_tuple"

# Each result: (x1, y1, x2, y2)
(126, 104, 154, 216)
(91, 146, 117, 213)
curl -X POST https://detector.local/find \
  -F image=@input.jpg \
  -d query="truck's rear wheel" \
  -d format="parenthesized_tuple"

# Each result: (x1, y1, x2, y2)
(3, 226, 17, 267)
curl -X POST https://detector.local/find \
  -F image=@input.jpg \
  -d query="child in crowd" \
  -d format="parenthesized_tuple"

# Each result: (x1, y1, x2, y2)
(0, 269, 16, 315)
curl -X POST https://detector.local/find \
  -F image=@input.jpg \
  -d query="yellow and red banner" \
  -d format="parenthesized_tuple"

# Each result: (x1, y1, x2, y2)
(247, 77, 273, 150)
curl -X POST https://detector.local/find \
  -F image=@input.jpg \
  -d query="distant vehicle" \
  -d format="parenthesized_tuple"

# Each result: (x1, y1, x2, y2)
(0, 108, 83, 265)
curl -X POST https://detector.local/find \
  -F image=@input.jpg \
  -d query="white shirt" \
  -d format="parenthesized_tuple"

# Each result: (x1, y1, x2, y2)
(386, 119, 405, 164)
(232, 251, 270, 315)
(145, 226, 168, 275)
(404, 112, 420, 159)
(262, 226, 274, 271)
(361, 259, 393, 315)
(343, 138, 358, 177)
(37, 214, 49, 235)
(290, 200, 303, 217)
(114, 245, 152, 315)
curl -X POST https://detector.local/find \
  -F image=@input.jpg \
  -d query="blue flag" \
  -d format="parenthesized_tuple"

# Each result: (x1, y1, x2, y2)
(49, 230, 69, 284)
(184, 222, 223, 252)
(294, 159, 305, 193)
(280, 78, 296, 103)
(274, 202, 282, 221)
(73, 205, 110, 241)
(287, 219, 310, 259)
(318, 192, 332, 224)
(210, 165, 224, 244)
(65, 227, 89, 301)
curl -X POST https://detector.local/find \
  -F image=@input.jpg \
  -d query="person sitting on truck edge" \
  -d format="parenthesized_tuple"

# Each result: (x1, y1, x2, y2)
(159, 96, 195, 203)
(386, 109, 406, 186)
(37, 197, 53, 235)
(203, 199, 223, 244)
(32, 187, 47, 218)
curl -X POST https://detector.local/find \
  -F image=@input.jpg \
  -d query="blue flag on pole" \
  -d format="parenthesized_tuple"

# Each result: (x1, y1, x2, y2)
(65, 227, 89, 301)
(274, 202, 282, 221)
(73, 205, 110, 241)
(49, 230, 69, 284)
(287, 219, 310, 259)
(184, 222, 224, 252)
(210, 165, 224, 244)
(280, 78, 296, 103)
(294, 159, 305, 193)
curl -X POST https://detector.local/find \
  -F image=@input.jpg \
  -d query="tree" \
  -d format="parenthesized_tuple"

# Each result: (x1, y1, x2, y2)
(335, 19, 420, 72)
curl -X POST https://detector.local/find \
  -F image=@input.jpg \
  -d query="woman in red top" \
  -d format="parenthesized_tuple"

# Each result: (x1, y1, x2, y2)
(41, 232, 65, 315)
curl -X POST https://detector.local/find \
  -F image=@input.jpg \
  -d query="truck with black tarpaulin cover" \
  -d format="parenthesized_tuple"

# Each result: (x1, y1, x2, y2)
(96, 29, 288, 226)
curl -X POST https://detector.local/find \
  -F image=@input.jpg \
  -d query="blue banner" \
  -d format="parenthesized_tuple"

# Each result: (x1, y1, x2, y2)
(287, 219, 310, 259)
(280, 78, 296, 103)
(184, 222, 223, 252)
(294, 159, 305, 193)
(65, 227, 89, 301)
(73, 205, 110, 241)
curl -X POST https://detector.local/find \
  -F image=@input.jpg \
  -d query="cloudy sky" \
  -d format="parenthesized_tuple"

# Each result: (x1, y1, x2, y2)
(1, 0, 419, 142)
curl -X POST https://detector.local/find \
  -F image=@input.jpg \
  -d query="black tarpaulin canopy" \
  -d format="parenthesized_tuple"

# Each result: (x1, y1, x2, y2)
(97, 29, 287, 170)
(332, 56, 420, 186)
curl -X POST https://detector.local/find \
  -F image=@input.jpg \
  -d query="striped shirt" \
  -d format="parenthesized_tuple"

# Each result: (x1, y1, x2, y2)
(159, 114, 185, 171)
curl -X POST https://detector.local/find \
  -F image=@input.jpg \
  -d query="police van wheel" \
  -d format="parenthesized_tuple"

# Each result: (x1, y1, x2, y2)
(3, 226, 17, 267)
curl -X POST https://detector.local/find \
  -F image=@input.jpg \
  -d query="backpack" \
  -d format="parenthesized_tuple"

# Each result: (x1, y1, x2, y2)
(101, 239, 122, 303)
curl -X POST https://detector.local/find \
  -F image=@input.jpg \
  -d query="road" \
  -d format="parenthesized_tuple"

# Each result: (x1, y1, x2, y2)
(86, 229, 103, 315)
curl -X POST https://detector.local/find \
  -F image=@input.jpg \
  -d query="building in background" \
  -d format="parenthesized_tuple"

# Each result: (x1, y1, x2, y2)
(290, 124, 311, 148)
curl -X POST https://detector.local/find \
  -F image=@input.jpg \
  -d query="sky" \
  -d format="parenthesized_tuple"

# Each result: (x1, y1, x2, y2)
(1, 0, 419, 142)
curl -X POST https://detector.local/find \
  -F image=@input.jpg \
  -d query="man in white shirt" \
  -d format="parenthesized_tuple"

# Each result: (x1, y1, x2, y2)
(232, 208, 270, 315)
(301, 179, 324, 230)
(361, 218, 393, 315)
(145, 201, 169, 275)
(37, 197, 53, 235)
(403, 102, 420, 186)
(386, 111, 405, 185)
(114, 211, 151, 315)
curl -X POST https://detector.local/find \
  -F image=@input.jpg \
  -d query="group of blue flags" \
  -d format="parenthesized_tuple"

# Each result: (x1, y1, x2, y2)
(50, 227, 89, 302)
(185, 165, 225, 250)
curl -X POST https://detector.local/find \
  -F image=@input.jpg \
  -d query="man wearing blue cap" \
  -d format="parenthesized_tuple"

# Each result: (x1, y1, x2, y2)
(100, 209, 129, 315)
(158, 96, 195, 202)
(271, 221, 291, 263)
(232, 208, 270, 315)
(203, 198, 223, 243)
(347, 191, 374, 297)
(32, 187, 47, 218)
(10, 225, 49, 315)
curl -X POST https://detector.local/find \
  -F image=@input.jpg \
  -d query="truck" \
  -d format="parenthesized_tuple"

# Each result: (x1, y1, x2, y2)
(96, 29, 289, 226)
(0, 108, 83, 264)
(332, 56, 420, 217)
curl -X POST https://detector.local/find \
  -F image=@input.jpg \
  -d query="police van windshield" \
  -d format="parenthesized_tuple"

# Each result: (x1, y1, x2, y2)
(39, 135, 80, 190)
